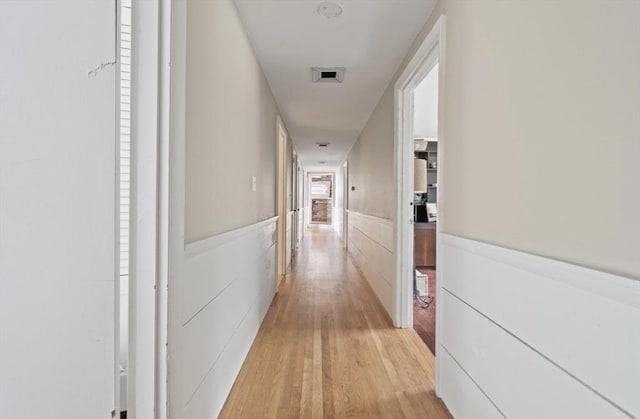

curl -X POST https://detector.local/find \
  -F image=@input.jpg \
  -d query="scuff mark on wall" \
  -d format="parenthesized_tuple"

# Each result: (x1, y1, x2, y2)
(88, 60, 116, 78)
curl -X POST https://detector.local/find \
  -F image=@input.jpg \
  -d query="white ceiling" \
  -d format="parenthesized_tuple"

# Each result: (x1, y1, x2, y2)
(234, 0, 437, 172)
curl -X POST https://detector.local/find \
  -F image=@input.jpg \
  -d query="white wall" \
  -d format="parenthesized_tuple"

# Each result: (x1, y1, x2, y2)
(129, 0, 162, 416)
(440, 1, 640, 279)
(345, 1, 640, 418)
(346, 89, 396, 220)
(0, 1, 117, 417)
(185, 0, 281, 243)
(168, 1, 290, 417)
(349, 0, 640, 280)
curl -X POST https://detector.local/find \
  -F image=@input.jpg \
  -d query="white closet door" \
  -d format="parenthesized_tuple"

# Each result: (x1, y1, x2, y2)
(0, 1, 118, 418)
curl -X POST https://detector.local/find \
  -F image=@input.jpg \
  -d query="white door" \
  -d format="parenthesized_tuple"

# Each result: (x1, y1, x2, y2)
(297, 162, 304, 243)
(0, 2, 118, 418)
(291, 153, 298, 254)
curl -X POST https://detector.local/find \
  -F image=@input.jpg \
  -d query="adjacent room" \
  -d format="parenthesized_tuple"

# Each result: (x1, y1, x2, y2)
(412, 63, 439, 355)
(310, 174, 333, 225)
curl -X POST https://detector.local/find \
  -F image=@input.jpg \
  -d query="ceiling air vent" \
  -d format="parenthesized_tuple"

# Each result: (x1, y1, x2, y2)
(316, 142, 330, 148)
(312, 67, 345, 83)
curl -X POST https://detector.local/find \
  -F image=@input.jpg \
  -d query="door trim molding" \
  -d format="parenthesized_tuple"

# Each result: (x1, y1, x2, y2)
(393, 14, 446, 395)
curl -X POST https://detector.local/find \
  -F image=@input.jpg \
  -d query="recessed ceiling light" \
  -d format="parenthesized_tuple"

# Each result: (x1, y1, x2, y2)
(317, 2, 343, 19)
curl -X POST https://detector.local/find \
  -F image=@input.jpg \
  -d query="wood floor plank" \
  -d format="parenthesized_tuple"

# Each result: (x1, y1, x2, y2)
(219, 226, 452, 419)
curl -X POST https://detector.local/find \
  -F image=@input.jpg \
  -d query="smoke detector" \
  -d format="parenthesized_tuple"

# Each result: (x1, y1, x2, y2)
(312, 67, 345, 83)
(414, 138, 437, 151)
(317, 2, 343, 19)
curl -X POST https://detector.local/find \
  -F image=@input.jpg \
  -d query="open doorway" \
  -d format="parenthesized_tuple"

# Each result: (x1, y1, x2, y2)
(412, 63, 439, 355)
(394, 15, 445, 389)
(309, 174, 333, 225)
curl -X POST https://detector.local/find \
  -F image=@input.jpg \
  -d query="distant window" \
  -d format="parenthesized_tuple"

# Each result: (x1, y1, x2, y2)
(311, 183, 330, 196)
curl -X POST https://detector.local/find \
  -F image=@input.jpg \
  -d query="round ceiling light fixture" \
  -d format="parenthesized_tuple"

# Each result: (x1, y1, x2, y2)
(317, 1, 343, 19)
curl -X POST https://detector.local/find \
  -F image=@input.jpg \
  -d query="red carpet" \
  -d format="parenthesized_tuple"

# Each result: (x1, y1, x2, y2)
(413, 269, 436, 355)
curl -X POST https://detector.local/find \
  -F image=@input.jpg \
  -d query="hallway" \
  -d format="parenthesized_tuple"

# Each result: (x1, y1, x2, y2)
(219, 226, 451, 418)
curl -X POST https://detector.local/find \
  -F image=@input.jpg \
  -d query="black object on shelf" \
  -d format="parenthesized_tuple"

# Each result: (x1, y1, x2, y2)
(415, 205, 428, 223)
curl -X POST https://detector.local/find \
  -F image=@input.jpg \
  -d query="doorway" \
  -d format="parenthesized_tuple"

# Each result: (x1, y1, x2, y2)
(310, 174, 333, 224)
(394, 15, 446, 391)
(412, 63, 439, 355)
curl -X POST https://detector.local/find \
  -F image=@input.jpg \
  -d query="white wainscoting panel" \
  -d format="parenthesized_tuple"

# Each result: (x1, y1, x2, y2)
(439, 348, 504, 419)
(179, 217, 278, 418)
(297, 207, 305, 244)
(439, 233, 640, 419)
(286, 210, 294, 271)
(334, 204, 344, 238)
(346, 210, 395, 317)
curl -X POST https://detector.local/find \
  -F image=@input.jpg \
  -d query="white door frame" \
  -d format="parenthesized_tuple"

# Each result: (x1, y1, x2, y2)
(343, 161, 349, 243)
(291, 150, 298, 255)
(393, 15, 446, 392)
(127, 0, 166, 417)
(276, 116, 288, 284)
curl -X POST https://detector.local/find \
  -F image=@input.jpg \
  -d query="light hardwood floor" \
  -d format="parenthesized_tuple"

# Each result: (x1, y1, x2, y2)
(220, 225, 452, 418)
